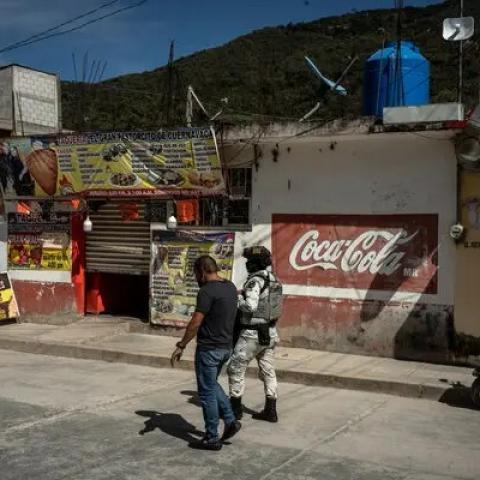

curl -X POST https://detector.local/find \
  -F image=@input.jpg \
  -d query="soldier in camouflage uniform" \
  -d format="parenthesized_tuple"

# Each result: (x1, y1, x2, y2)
(227, 246, 282, 423)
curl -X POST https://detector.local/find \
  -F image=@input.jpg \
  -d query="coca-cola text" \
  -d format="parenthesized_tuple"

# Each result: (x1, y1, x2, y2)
(289, 229, 418, 275)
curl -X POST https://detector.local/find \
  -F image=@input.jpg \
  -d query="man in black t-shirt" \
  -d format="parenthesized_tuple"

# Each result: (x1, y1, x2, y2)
(171, 255, 241, 451)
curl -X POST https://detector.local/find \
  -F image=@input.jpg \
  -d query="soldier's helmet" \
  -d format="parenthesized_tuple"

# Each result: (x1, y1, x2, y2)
(243, 246, 272, 272)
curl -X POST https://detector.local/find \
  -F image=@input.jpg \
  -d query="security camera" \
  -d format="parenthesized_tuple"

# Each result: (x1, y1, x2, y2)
(450, 223, 465, 240)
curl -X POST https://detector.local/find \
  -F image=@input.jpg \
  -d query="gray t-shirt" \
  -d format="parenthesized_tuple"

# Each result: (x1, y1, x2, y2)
(195, 280, 238, 349)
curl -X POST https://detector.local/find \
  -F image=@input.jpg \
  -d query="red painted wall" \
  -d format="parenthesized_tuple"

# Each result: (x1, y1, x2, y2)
(12, 280, 77, 318)
(9, 211, 86, 319)
(279, 295, 452, 362)
(71, 212, 86, 314)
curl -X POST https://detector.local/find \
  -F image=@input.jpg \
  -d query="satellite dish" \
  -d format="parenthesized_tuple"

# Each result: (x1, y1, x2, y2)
(443, 17, 475, 41)
(304, 56, 347, 95)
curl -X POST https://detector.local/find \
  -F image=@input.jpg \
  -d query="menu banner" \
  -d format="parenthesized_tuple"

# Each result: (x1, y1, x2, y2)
(0, 128, 224, 198)
(0, 272, 20, 321)
(150, 229, 234, 326)
(8, 210, 71, 271)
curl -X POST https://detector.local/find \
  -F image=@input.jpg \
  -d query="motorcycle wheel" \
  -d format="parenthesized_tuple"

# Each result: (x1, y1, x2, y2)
(472, 377, 480, 407)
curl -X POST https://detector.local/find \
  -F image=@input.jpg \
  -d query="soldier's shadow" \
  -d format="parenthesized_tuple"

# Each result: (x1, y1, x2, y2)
(135, 410, 203, 443)
(180, 390, 258, 416)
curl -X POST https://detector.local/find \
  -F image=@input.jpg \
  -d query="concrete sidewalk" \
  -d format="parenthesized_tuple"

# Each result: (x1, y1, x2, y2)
(0, 319, 476, 402)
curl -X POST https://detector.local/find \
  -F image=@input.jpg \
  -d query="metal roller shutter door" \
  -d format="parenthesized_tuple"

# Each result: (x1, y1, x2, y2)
(86, 202, 150, 275)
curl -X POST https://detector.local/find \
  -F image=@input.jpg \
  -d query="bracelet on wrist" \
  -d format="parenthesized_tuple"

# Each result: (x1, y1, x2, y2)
(176, 342, 186, 350)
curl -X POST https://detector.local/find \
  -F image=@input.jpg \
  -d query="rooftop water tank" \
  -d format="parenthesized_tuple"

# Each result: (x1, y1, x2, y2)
(363, 41, 430, 118)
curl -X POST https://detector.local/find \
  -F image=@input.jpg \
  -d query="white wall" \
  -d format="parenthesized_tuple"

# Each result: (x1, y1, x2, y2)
(7, 270, 71, 283)
(229, 131, 457, 307)
(0, 68, 13, 131)
(0, 221, 7, 272)
(12, 66, 60, 134)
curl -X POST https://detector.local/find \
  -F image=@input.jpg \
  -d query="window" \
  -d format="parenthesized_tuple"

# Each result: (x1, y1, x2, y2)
(197, 197, 250, 228)
(228, 168, 251, 198)
(227, 198, 250, 225)
(145, 168, 252, 229)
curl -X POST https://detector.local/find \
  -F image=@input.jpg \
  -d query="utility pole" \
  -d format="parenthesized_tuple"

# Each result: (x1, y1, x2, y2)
(160, 40, 175, 127)
(458, 0, 464, 104)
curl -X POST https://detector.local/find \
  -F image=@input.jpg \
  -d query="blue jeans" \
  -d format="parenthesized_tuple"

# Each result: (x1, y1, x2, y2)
(195, 347, 236, 441)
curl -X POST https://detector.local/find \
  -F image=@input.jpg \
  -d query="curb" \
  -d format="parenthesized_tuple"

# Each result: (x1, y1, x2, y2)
(0, 337, 448, 401)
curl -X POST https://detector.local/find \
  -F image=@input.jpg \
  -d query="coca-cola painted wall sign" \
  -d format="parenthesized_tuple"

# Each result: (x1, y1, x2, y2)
(272, 214, 438, 294)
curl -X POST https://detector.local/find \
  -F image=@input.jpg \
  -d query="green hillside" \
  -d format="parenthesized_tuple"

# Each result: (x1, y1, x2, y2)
(61, 0, 480, 131)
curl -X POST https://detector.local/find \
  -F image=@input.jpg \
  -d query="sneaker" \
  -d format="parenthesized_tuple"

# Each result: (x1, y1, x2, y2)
(222, 420, 242, 441)
(189, 436, 223, 451)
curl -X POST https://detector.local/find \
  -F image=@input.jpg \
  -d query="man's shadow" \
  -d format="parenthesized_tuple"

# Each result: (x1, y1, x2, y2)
(136, 410, 203, 443)
(180, 390, 258, 416)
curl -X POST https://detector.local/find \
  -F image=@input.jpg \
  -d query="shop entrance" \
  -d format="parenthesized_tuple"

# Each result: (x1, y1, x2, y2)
(85, 272, 149, 319)
(84, 201, 150, 321)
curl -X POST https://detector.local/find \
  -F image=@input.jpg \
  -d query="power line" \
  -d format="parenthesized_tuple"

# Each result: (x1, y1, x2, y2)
(0, 0, 148, 55)
(0, 0, 120, 54)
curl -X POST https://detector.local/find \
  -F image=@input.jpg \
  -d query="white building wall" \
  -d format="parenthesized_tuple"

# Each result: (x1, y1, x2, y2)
(226, 131, 457, 360)
(0, 68, 13, 131)
(12, 66, 60, 135)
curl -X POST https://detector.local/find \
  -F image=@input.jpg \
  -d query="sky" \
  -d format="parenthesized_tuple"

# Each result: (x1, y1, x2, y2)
(0, 0, 443, 81)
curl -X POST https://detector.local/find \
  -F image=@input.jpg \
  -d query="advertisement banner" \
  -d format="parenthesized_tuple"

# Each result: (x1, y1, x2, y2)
(0, 272, 20, 321)
(8, 210, 71, 271)
(0, 128, 224, 198)
(150, 230, 234, 326)
(272, 214, 438, 294)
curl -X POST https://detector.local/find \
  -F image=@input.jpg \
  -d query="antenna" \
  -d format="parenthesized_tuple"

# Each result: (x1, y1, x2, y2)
(92, 60, 102, 84)
(72, 53, 78, 82)
(210, 97, 228, 121)
(186, 86, 227, 126)
(98, 61, 108, 82)
(82, 51, 88, 83)
(300, 55, 357, 122)
(393, 0, 405, 107)
(87, 59, 97, 84)
(442, 0, 474, 104)
(186, 86, 193, 127)
(304, 56, 348, 96)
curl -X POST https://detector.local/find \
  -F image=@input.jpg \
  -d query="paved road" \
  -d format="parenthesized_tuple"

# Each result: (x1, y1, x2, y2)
(0, 349, 478, 480)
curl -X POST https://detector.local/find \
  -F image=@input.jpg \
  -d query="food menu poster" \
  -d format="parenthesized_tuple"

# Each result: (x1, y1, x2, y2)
(7, 210, 72, 271)
(0, 128, 225, 198)
(0, 272, 20, 322)
(150, 229, 235, 326)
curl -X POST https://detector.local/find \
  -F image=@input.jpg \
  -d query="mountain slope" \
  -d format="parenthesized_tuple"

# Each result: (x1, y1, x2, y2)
(61, 0, 480, 131)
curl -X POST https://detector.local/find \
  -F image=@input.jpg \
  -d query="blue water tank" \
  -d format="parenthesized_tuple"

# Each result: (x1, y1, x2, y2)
(363, 41, 430, 118)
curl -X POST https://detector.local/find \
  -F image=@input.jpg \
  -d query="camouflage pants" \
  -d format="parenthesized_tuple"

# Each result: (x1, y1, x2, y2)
(227, 332, 278, 399)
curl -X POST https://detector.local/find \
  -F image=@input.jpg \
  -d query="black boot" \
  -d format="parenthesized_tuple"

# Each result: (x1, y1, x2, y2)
(252, 397, 278, 423)
(230, 396, 243, 420)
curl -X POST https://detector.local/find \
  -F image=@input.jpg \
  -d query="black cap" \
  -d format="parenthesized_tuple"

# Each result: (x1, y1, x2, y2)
(243, 246, 271, 259)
